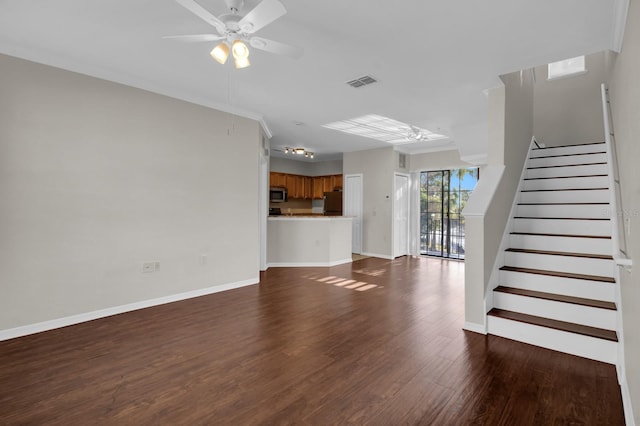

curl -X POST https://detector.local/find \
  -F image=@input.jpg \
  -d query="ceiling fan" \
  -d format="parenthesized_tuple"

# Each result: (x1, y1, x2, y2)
(165, 0, 303, 69)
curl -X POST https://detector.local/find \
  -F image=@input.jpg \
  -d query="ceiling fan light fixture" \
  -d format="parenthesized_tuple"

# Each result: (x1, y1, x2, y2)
(232, 39, 250, 59)
(234, 56, 251, 69)
(210, 42, 230, 64)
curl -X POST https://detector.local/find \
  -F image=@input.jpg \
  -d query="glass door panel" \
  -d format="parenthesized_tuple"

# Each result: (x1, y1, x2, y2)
(420, 168, 478, 259)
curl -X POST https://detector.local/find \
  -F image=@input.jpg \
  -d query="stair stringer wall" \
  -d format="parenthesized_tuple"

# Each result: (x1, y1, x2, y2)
(484, 138, 537, 313)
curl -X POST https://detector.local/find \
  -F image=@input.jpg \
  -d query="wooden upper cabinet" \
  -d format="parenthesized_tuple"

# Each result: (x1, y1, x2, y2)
(285, 174, 298, 198)
(270, 172, 287, 188)
(322, 176, 334, 193)
(332, 174, 343, 190)
(304, 177, 313, 199)
(312, 177, 324, 199)
(270, 172, 342, 200)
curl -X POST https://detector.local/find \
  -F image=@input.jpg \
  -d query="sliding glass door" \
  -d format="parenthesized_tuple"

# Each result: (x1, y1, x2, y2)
(420, 168, 478, 259)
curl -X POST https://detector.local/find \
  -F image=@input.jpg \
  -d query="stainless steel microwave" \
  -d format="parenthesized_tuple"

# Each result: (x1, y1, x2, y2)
(269, 187, 287, 202)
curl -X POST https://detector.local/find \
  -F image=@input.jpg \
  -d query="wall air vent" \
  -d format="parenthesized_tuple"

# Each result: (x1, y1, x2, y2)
(346, 75, 377, 88)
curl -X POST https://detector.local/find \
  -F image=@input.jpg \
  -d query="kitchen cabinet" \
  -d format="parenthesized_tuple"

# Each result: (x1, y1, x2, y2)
(322, 176, 334, 193)
(286, 174, 299, 198)
(304, 177, 313, 199)
(271, 171, 343, 200)
(312, 177, 324, 199)
(270, 172, 287, 188)
(332, 174, 343, 190)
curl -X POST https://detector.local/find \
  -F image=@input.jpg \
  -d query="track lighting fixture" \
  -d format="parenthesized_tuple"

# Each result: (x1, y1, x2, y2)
(284, 147, 314, 158)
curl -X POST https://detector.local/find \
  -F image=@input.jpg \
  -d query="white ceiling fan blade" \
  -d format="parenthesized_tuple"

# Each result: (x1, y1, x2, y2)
(175, 0, 226, 33)
(163, 34, 226, 42)
(238, 0, 286, 34)
(250, 37, 303, 59)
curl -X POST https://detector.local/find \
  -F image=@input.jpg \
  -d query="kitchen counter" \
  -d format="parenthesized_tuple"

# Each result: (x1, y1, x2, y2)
(267, 216, 352, 267)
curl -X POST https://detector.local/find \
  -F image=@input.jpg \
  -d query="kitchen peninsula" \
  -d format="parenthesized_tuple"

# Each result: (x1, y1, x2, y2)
(267, 216, 352, 267)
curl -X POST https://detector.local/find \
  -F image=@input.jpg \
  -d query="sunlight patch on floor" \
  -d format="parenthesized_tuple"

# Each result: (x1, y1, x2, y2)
(312, 276, 378, 292)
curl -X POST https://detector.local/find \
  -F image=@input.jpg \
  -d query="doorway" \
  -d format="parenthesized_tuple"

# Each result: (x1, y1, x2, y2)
(394, 173, 409, 257)
(344, 174, 363, 254)
(420, 168, 478, 259)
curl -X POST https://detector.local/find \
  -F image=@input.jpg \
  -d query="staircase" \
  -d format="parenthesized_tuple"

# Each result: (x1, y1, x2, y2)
(487, 141, 619, 364)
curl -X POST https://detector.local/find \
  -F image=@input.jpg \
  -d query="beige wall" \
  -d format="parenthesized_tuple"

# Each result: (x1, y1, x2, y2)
(269, 156, 343, 176)
(344, 147, 394, 257)
(533, 52, 606, 147)
(409, 149, 470, 171)
(484, 70, 534, 284)
(463, 69, 533, 328)
(609, 0, 640, 421)
(0, 54, 261, 331)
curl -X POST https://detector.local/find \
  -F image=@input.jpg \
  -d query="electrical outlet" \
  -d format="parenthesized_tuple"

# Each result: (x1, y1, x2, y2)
(154, 262, 160, 271)
(201, 254, 207, 265)
(142, 262, 155, 273)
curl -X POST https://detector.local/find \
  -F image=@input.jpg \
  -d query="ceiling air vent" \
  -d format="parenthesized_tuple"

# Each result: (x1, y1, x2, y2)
(346, 75, 377, 88)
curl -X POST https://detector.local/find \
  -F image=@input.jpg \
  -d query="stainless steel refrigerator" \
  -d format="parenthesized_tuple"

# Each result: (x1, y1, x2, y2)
(323, 191, 343, 216)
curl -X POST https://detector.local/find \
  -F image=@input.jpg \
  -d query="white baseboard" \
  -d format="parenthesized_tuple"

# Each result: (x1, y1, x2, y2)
(620, 377, 636, 426)
(463, 321, 487, 334)
(267, 258, 352, 268)
(361, 252, 395, 260)
(0, 277, 259, 342)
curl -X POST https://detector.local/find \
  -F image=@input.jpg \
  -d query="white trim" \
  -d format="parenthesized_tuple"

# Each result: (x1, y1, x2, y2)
(463, 321, 487, 334)
(0, 278, 259, 342)
(361, 252, 395, 260)
(620, 377, 636, 426)
(612, 0, 630, 53)
(393, 172, 411, 258)
(267, 258, 352, 268)
(0, 45, 272, 138)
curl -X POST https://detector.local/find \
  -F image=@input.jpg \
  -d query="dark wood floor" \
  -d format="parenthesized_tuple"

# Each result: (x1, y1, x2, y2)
(0, 257, 624, 425)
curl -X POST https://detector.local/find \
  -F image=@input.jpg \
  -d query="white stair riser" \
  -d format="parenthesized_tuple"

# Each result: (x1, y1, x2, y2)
(528, 153, 607, 168)
(516, 204, 611, 219)
(509, 233, 612, 255)
(487, 316, 617, 364)
(530, 144, 606, 157)
(519, 190, 610, 204)
(522, 176, 609, 191)
(493, 292, 616, 330)
(527, 164, 608, 179)
(499, 270, 616, 301)
(513, 218, 611, 236)
(504, 252, 614, 277)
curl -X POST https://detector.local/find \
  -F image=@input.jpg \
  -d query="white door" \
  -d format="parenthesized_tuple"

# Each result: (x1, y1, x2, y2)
(344, 174, 363, 254)
(394, 173, 409, 257)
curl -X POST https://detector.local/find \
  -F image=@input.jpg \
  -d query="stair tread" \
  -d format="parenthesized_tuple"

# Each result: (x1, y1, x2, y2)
(532, 142, 605, 149)
(511, 232, 611, 239)
(505, 248, 613, 260)
(513, 216, 610, 221)
(521, 187, 608, 192)
(524, 174, 608, 180)
(499, 266, 615, 283)
(518, 202, 609, 205)
(530, 151, 606, 159)
(488, 308, 618, 342)
(494, 286, 616, 310)
(528, 162, 607, 170)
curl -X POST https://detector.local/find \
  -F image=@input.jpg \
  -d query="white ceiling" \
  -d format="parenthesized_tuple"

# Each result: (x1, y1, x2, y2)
(0, 0, 622, 162)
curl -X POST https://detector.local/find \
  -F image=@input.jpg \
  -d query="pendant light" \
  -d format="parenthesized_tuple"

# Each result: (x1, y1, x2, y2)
(232, 40, 250, 69)
(210, 42, 230, 64)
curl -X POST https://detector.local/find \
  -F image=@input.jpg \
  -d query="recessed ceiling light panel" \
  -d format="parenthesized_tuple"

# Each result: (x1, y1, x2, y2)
(322, 114, 446, 144)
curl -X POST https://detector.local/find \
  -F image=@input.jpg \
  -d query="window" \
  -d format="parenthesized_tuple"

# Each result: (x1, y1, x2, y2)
(548, 55, 586, 80)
